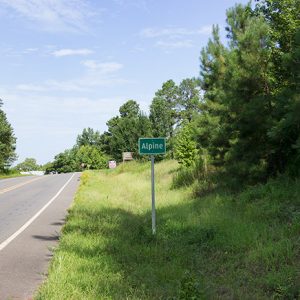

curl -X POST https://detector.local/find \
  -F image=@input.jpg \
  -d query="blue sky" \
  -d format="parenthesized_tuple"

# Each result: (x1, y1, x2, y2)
(0, 0, 249, 165)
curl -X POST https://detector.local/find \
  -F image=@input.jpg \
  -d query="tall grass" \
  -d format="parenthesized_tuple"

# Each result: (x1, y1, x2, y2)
(0, 170, 27, 179)
(36, 161, 300, 299)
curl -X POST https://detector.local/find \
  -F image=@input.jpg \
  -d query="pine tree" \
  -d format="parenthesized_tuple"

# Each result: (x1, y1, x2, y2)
(198, 25, 229, 165)
(174, 121, 198, 167)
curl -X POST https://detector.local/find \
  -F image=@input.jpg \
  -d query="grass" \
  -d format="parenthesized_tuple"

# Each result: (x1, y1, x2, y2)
(0, 171, 27, 179)
(36, 160, 300, 299)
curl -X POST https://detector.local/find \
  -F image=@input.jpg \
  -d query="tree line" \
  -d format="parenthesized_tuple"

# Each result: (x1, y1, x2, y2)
(49, 0, 298, 185)
(44, 78, 201, 173)
(2, 0, 299, 186)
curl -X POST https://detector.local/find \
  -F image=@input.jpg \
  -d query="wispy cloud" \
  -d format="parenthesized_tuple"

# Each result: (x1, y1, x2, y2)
(0, 0, 96, 32)
(16, 78, 129, 93)
(16, 60, 128, 92)
(17, 84, 46, 92)
(113, 0, 148, 10)
(140, 25, 212, 51)
(81, 60, 123, 73)
(23, 47, 39, 54)
(140, 26, 212, 38)
(155, 40, 194, 49)
(52, 48, 94, 57)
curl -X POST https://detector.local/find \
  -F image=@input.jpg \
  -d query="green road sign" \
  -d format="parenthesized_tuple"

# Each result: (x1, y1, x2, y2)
(139, 138, 166, 155)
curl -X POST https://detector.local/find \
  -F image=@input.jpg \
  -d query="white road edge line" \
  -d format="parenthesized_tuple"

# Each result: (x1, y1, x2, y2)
(0, 173, 76, 252)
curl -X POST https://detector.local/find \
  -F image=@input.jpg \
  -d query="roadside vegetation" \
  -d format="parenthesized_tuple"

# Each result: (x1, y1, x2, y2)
(35, 0, 299, 298)
(0, 170, 28, 179)
(36, 160, 300, 299)
(1, 0, 299, 297)
(0, 99, 16, 173)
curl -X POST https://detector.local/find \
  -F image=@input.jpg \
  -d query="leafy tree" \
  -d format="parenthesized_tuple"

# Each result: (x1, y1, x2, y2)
(149, 98, 170, 138)
(254, 0, 300, 86)
(119, 100, 140, 118)
(150, 80, 179, 157)
(76, 127, 102, 150)
(76, 145, 107, 169)
(48, 144, 108, 173)
(0, 99, 17, 171)
(16, 158, 40, 171)
(50, 149, 78, 173)
(42, 161, 54, 172)
(177, 78, 201, 122)
(105, 100, 152, 160)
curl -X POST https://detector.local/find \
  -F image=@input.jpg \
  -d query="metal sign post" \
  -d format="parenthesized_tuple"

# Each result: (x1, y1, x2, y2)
(139, 137, 166, 235)
(151, 155, 156, 234)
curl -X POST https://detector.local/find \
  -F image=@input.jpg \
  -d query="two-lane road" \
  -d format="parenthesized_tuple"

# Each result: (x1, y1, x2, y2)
(0, 173, 81, 300)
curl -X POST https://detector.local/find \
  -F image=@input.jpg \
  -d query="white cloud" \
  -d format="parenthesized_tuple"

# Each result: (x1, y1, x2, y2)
(156, 40, 194, 49)
(17, 84, 46, 92)
(81, 60, 123, 73)
(0, 0, 96, 32)
(52, 48, 94, 57)
(140, 25, 212, 38)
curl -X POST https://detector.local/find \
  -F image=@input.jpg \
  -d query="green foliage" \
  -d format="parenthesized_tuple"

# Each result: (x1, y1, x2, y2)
(150, 80, 178, 157)
(196, 1, 300, 184)
(177, 78, 201, 122)
(221, 9, 272, 181)
(48, 145, 108, 173)
(179, 271, 203, 299)
(104, 100, 152, 161)
(149, 79, 201, 159)
(15, 157, 41, 171)
(172, 167, 198, 188)
(0, 99, 17, 171)
(49, 148, 78, 173)
(0, 169, 25, 179)
(172, 159, 205, 189)
(198, 25, 229, 166)
(174, 121, 198, 167)
(119, 99, 140, 118)
(76, 145, 107, 169)
(76, 127, 102, 150)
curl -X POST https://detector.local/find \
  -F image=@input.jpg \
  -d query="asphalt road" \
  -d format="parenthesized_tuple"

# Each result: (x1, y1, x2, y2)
(0, 173, 81, 300)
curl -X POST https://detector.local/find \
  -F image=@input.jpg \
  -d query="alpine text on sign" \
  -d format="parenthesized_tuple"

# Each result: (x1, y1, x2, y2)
(139, 138, 166, 155)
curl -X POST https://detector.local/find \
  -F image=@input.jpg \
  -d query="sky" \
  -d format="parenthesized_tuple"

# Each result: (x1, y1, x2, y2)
(0, 0, 249, 165)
